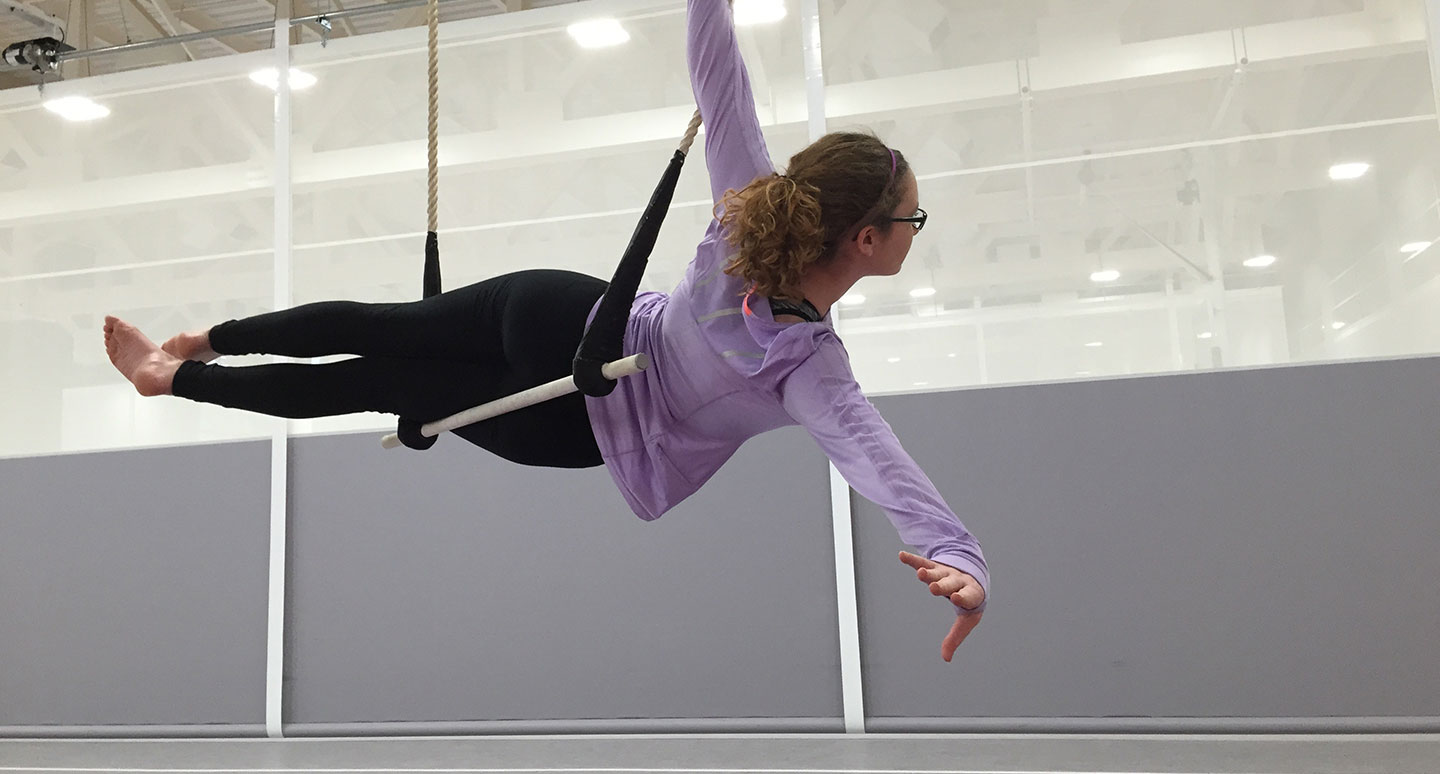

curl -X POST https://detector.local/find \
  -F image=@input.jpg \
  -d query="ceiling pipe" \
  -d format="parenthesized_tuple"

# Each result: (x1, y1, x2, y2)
(1, 0, 65, 40)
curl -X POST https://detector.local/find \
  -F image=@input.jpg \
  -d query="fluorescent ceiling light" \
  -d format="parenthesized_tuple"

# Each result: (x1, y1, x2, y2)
(43, 96, 109, 121)
(1401, 241, 1432, 255)
(947, 353, 957, 358)
(1090, 269, 1120, 283)
(1329, 162, 1370, 180)
(909, 287, 936, 298)
(568, 18, 629, 48)
(1244, 254, 1277, 269)
(250, 67, 317, 90)
(1085, 341, 1104, 348)
(1197, 331, 1214, 340)
(839, 293, 865, 305)
(886, 357, 901, 363)
(1331, 321, 1346, 330)
(733, 0, 787, 25)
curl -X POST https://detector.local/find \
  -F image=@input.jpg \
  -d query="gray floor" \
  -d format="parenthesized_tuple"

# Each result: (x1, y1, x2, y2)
(1, 734, 1439, 774)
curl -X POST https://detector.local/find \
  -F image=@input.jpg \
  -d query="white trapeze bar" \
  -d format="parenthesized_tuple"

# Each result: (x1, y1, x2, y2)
(380, 353, 650, 449)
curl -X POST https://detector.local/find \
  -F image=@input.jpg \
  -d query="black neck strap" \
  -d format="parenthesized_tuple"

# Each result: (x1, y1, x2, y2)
(770, 297, 822, 322)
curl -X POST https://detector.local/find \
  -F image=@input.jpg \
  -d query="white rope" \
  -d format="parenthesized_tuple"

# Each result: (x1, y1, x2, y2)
(380, 354, 650, 449)
(678, 108, 703, 155)
(426, 0, 439, 233)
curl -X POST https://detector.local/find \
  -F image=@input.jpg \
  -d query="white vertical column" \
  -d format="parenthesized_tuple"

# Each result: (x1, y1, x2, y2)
(266, 2, 293, 741)
(1427, 0, 1440, 130)
(1165, 278, 1184, 369)
(1197, 149, 1228, 368)
(799, 0, 864, 735)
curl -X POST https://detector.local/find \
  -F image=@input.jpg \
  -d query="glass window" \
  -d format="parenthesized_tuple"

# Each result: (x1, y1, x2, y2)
(0, 69, 275, 456)
(823, 0, 1440, 394)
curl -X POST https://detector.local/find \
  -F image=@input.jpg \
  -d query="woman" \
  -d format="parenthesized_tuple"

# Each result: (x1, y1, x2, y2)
(104, 0, 988, 660)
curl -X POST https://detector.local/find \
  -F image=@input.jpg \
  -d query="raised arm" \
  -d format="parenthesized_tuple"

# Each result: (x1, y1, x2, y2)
(688, 0, 775, 203)
(779, 339, 990, 614)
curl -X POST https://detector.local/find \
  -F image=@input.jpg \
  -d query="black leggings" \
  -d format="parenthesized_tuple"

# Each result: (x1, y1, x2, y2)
(171, 269, 607, 468)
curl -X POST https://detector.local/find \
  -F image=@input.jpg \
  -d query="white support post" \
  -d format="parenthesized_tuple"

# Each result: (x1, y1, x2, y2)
(266, 0, 293, 741)
(1427, 0, 1440, 131)
(800, 0, 864, 735)
(1198, 148, 1229, 368)
(1166, 278, 1184, 369)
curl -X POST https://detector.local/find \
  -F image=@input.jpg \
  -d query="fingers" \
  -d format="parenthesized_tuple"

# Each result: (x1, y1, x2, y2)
(931, 577, 981, 604)
(915, 566, 980, 599)
(926, 575, 957, 596)
(898, 551, 936, 571)
(950, 584, 985, 611)
(941, 609, 984, 662)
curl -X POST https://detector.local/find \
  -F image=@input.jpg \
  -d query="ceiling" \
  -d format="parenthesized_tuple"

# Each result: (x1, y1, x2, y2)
(0, 0, 586, 91)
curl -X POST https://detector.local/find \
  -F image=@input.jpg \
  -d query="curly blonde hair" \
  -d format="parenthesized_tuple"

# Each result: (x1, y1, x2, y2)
(717, 132, 909, 301)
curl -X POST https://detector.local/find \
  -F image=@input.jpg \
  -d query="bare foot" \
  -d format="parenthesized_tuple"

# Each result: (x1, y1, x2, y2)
(104, 316, 182, 397)
(161, 328, 219, 363)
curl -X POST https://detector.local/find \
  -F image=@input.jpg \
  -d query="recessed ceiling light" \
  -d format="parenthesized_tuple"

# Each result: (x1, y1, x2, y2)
(43, 96, 109, 121)
(1244, 254, 1277, 269)
(1090, 269, 1120, 283)
(1197, 331, 1214, 340)
(249, 67, 317, 90)
(733, 0, 787, 25)
(909, 287, 936, 298)
(1401, 241, 1432, 256)
(1331, 321, 1346, 330)
(946, 353, 957, 358)
(1329, 162, 1370, 181)
(887, 357, 901, 363)
(567, 18, 630, 48)
(839, 293, 865, 305)
(1085, 341, 1104, 348)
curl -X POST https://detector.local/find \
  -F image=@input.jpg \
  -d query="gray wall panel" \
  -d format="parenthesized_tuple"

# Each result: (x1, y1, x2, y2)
(285, 426, 840, 725)
(855, 358, 1440, 722)
(0, 442, 271, 727)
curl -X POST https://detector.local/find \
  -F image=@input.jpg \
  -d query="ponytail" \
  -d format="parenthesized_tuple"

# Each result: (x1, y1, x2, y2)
(716, 174, 825, 300)
(714, 132, 909, 301)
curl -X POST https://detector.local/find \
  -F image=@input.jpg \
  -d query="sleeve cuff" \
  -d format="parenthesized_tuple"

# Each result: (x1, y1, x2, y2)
(931, 551, 989, 616)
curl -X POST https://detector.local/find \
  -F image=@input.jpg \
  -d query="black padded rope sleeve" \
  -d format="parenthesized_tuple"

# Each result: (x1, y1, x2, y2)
(572, 149, 687, 397)
(396, 230, 446, 450)
(424, 231, 443, 298)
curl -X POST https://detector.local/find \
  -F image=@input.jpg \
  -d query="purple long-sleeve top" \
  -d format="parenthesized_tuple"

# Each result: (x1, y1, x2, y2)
(583, 0, 989, 610)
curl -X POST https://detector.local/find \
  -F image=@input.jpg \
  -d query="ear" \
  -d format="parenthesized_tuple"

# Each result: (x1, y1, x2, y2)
(854, 225, 879, 257)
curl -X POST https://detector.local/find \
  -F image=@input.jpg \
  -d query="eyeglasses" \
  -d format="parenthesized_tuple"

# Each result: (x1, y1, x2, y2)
(888, 207, 928, 233)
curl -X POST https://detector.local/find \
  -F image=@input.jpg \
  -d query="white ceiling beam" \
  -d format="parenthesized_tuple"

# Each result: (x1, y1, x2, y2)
(170, 5, 262, 55)
(1, 0, 65, 38)
(61, 0, 92, 79)
(114, 0, 189, 64)
(144, 0, 201, 61)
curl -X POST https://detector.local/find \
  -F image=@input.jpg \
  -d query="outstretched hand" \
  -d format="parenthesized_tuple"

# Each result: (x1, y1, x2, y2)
(899, 551, 985, 662)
